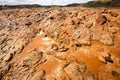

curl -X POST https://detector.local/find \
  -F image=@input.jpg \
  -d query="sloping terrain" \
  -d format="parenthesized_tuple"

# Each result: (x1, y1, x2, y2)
(84, 0, 120, 7)
(0, 6, 120, 80)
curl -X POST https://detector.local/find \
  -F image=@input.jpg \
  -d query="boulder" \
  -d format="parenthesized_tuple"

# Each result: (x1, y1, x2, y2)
(22, 68, 36, 80)
(64, 62, 86, 80)
(109, 11, 118, 17)
(27, 49, 43, 65)
(98, 54, 107, 64)
(100, 33, 114, 45)
(98, 52, 113, 63)
(55, 52, 68, 60)
(30, 70, 45, 80)
(58, 47, 69, 52)
(73, 27, 91, 45)
(25, 22, 32, 26)
(96, 15, 107, 25)
(51, 44, 58, 50)
(3, 53, 13, 62)
(0, 71, 2, 80)
(2, 64, 11, 75)
(86, 72, 96, 80)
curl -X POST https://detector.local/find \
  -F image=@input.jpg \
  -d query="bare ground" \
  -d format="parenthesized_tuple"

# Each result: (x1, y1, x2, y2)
(0, 7, 120, 80)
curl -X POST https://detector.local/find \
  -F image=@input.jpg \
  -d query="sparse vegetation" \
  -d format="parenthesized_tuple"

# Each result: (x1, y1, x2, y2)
(84, 0, 120, 7)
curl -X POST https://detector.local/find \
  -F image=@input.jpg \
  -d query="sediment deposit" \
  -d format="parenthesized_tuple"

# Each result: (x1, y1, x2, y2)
(0, 7, 120, 80)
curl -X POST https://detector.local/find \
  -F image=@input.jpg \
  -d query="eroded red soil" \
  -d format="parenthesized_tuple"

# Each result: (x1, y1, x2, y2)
(0, 7, 120, 80)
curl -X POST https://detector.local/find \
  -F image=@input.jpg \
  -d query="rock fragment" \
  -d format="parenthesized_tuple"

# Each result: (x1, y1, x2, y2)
(30, 70, 46, 80)
(100, 33, 114, 45)
(86, 72, 96, 80)
(3, 53, 13, 62)
(64, 62, 86, 80)
(98, 51, 113, 63)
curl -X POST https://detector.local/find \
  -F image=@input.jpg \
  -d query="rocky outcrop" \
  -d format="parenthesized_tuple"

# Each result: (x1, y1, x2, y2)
(64, 62, 86, 80)
(0, 6, 120, 80)
(30, 70, 45, 80)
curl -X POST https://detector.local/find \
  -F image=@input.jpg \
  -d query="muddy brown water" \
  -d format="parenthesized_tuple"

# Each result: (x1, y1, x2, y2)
(68, 49, 104, 74)
(10, 32, 115, 77)
(10, 32, 60, 76)
(36, 56, 59, 75)
(10, 33, 51, 63)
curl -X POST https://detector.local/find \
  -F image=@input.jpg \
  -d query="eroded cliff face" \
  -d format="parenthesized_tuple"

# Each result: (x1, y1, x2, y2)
(0, 7, 120, 80)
